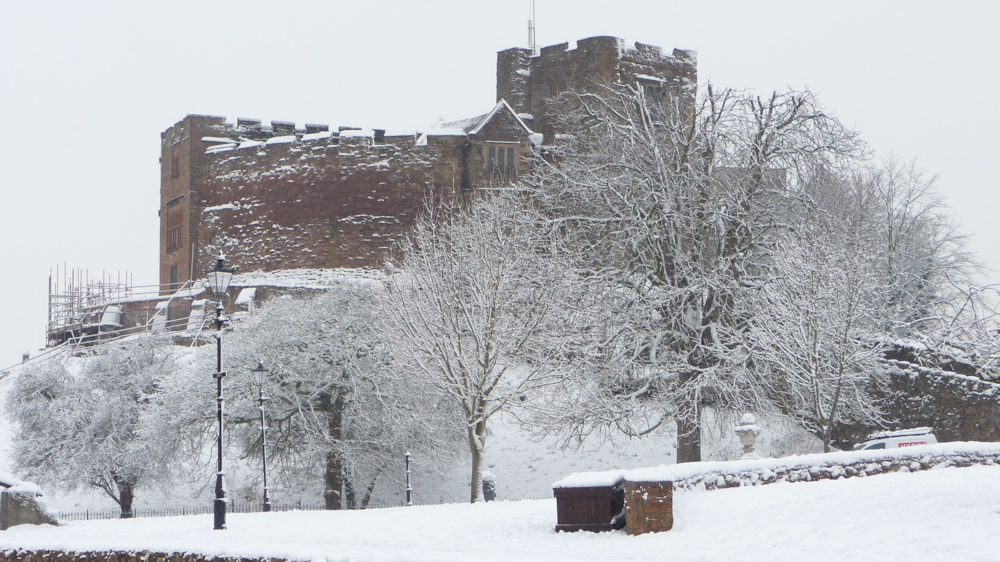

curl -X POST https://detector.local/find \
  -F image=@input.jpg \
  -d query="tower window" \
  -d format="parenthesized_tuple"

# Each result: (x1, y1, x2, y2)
(171, 148, 181, 179)
(166, 205, 183, 252)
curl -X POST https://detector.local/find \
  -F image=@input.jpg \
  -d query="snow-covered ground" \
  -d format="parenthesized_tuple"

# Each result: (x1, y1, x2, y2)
(2, 464, 998, 561)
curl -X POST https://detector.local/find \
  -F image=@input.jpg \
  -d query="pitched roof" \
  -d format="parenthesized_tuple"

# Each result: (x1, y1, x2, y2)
(468, 99, 534, 136)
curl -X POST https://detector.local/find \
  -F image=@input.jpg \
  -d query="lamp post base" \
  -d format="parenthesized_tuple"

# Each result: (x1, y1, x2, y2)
(214, 498, 227, 530)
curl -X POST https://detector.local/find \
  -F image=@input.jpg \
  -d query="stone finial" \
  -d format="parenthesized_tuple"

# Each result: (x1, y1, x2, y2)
(733, 413, 762, 459)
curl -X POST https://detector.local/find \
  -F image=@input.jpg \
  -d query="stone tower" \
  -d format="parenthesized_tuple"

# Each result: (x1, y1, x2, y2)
(497, 36, 697, 143)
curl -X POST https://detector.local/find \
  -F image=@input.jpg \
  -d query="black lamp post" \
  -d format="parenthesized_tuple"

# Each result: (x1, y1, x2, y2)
(251, 360, 272, 512)
(206, 254, 236, 530)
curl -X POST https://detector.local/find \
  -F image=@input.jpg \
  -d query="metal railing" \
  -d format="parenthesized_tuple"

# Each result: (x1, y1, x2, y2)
(53, 496, 549, 521)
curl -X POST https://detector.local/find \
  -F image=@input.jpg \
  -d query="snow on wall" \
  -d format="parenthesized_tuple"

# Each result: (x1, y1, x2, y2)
(195, 121, 467, 276)
(625, 442, 1000, 492)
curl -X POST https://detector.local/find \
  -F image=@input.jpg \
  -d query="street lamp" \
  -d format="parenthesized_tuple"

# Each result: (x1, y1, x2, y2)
(251, 360, 272, 512)
(206, 254, 236, 530)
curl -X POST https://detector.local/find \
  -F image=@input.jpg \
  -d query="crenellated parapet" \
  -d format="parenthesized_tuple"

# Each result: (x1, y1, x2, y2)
(497, 36, 697, 143)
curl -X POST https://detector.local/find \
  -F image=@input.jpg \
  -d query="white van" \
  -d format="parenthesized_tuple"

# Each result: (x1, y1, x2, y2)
(853, 427, 938, 450)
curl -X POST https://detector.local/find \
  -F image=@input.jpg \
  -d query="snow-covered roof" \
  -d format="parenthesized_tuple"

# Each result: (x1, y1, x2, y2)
(439, 114, 488, 134)
(424, 129, 469, 137)
(865, 427, 935, 441)
(551, 469, 628, 489)
(468, 99, 534, 136)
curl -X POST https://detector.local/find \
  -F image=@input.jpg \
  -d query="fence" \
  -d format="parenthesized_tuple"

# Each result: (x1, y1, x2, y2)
(53, 495, 549, 521)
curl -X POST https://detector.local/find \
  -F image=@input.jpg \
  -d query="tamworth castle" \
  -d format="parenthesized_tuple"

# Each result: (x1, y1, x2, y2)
(46, 36, 696, 348)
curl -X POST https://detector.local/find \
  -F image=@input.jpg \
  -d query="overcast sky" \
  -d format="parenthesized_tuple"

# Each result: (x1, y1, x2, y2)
(1, 0, 998, 369)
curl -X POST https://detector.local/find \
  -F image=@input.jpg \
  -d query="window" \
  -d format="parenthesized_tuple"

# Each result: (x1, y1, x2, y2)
(166, 204, 183, 252)
(487, 145, 517, 169)
(171, 148, 181, 179)
(170, 265, 178, 293)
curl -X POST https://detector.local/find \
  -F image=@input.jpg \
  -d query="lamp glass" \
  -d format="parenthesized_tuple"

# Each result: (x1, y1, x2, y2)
(251, 361, 269, 388)
(206, 256, 235, 296)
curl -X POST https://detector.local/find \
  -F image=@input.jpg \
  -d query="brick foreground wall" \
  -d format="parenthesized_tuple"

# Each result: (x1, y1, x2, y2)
(0, 551, 283, 562)
(624, 481, 672, 535)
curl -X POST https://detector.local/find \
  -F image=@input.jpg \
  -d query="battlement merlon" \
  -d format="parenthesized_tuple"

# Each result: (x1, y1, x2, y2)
(161, 116, 336, 152)
(497, 36, 696, 67)
(497, 36, 697, 144)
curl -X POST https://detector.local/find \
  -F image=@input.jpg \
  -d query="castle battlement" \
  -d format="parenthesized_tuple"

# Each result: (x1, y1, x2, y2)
(496, 36, 696, 143)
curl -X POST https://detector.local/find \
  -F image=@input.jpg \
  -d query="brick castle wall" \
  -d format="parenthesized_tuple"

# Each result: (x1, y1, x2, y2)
(197, 131, 466, 275)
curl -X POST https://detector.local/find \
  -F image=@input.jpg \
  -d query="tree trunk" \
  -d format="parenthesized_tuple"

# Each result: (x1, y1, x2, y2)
(676, 372, 702, 463)
(324, 451, 344, 510)
(676, 414, 702, 463)
(468, 420, 487, 503)
(321, 389, 346, 510)
(360, 473, 379, 509)
(345, 478, 357, 510)
(116, 480, 135, 519)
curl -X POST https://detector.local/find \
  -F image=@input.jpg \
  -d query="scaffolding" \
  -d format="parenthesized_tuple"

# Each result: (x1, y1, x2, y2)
(46, 265, 210, 349)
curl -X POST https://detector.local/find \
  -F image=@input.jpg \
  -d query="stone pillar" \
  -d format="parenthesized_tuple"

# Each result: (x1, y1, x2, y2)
(1, 488, 58, 530)
(624, 480, 673, 535)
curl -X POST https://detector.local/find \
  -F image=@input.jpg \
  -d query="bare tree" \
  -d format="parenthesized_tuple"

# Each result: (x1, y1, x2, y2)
(5, 337, 176, 517)
(381, 193, 571, 502)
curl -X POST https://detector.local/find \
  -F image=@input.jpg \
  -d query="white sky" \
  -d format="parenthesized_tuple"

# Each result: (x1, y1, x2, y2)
(1, 0, 998, 368)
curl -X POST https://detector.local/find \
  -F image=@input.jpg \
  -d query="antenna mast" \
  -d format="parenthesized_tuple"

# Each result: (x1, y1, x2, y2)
(528, 0, 538, 55)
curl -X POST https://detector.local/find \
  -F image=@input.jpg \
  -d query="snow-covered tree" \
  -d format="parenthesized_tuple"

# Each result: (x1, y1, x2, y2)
(228, 287, 459, 509)
(748, 214, 890, 452)
(381, 193, 572, 502)
(145, 285, 459, 510)
(5, 338, 177, 516)
(531, 83, 863, 461)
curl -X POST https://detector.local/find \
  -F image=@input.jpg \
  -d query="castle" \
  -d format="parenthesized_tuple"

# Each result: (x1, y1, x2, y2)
(43, 36, 696, 348)
(158, 36, 696, 290)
